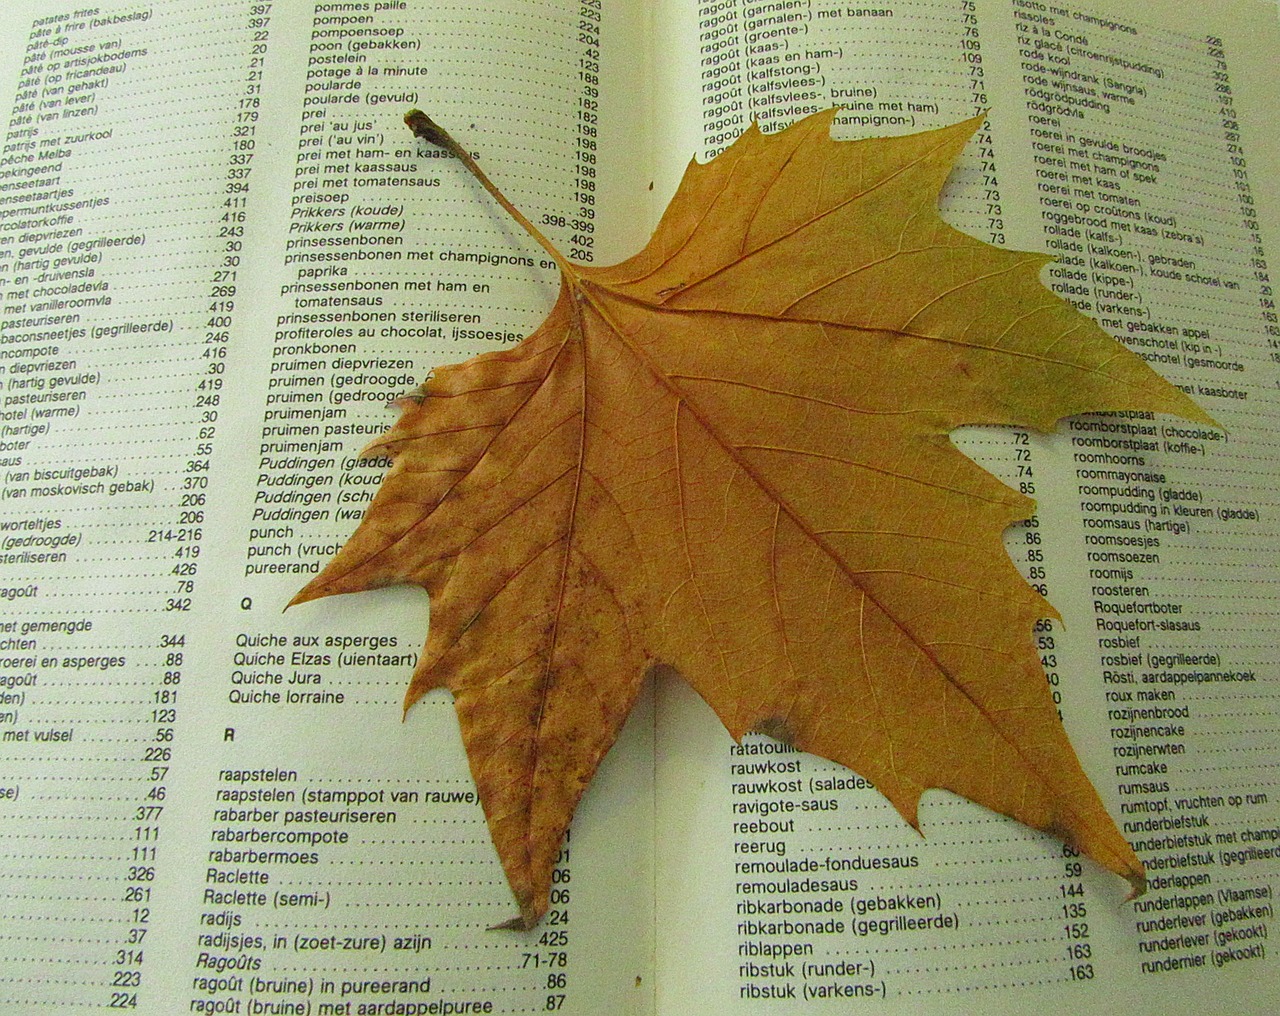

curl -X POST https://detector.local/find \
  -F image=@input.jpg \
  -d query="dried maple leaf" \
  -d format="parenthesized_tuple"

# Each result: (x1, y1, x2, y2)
(292, 109, 1215, 928)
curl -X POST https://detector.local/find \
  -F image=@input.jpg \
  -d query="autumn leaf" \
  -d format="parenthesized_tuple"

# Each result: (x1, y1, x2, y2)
(292, 109, 1215, 929)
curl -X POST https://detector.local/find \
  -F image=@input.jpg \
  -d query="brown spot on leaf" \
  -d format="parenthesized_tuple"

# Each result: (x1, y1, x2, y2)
(750, 715, 796, 746)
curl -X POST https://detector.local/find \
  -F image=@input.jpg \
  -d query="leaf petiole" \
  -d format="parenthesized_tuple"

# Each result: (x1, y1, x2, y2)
(404, 109, 574, 274)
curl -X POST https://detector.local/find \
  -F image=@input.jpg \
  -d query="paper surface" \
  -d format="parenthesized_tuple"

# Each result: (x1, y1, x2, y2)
(0, 0, 1276, 1012)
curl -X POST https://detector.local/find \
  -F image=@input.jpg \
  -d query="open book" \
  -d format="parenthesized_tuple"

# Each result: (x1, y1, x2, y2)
(2, 0, 1277, 1011)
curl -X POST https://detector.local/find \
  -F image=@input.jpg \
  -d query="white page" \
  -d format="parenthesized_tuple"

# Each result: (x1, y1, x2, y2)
(651, 0, 1280, 1011)
(0, 2, 655, 1012)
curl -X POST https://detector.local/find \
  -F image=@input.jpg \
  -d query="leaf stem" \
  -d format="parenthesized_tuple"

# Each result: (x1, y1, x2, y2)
(404, 110, 573, 274)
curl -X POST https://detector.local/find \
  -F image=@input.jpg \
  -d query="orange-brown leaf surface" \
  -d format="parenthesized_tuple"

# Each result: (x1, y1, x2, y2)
(293, 110, 1215, 928)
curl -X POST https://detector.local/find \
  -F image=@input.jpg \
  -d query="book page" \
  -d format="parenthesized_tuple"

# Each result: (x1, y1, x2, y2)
(0, 1, 655, 1012)
(651, 0, 1280, 1011)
